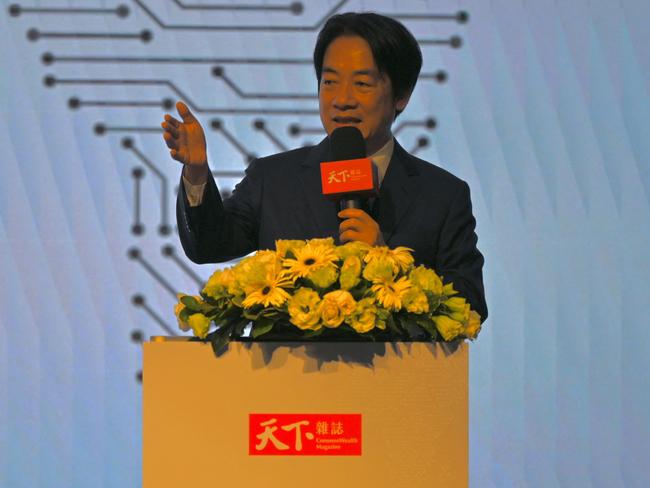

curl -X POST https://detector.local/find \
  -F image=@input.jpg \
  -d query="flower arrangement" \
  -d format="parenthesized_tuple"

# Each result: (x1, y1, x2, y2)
(174, 238, 481, 355)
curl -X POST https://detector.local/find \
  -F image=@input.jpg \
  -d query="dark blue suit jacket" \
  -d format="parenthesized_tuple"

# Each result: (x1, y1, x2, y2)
(177, 138, 487, 321)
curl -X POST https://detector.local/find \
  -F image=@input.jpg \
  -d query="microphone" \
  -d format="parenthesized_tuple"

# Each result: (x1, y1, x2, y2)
(320, 126, 378, 212)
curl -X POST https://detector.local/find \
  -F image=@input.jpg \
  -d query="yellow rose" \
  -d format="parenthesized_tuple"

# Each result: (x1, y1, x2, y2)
(319, 290, 356, 328)
(445, 297, 470, 323)
(409, 266, 443, 295)
(187, 313, 212, 339)
(432, 315, 464, 341)
(464, 310, 482, 339)
(403, 287, 429, 314)
(174, 301, 190, 331)
(287, 288, 322, 331)
(339, 255, 361, 290)
(347, 298, 378, 333)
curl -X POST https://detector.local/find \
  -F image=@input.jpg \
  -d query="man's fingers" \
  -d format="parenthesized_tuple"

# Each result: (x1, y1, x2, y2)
(163, 113, 180, 128)
(338, 208, 372, 222)
(176, 101, 196, 123)
(162, 131, 178, 150)
(161, 121, 179, 138)
(339, 230, 359, 243)
(339, 218, 362, 233)
(169, 149, 187, 164)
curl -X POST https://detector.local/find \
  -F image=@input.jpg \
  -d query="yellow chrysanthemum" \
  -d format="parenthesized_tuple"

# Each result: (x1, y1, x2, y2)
(283, 240, 338, 281)
(203, 267, 237, 299)
(339, 255, 362, 290)
(306, 264, 339, 289)
(319, 290, 356, 328)
(275, 239, 306, 258)
(362, 259, 395, 282)
(409, 266, 443, 295)
(287, 288, 322, 331)
(335, 240, 371, 260)
(188, 313, 212, 339)
(347, 297, 378, 333)
(432, 315, 464, 341)
(371, 276, 412, 311)
(364, 246, 414, 275)
(464, 310, 482, 339)
(442, 282, 458, 296)
(403, 287, 429, 314)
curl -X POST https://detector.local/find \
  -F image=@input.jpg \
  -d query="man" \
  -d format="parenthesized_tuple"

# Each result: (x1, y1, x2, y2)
(162, 13, 488, 321)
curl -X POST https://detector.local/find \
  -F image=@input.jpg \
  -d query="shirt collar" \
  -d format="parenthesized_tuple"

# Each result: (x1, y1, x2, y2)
(369, 137, 395, 186)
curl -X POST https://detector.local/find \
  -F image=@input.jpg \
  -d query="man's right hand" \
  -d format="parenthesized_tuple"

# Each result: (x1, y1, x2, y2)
(162, 101, 208, 184)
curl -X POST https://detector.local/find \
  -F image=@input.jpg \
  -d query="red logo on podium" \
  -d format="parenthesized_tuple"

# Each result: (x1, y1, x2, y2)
(249, 413, 362, 456)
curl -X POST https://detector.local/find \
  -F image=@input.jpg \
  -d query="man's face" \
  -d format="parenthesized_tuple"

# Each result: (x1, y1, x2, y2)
(318, 35, 409, 155)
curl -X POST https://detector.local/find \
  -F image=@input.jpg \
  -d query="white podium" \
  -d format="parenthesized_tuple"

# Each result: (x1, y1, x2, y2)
(143, 339, 468, 487)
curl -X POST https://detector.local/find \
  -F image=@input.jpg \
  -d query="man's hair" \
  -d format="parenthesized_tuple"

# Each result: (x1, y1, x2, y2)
(313, 12, 423, 116)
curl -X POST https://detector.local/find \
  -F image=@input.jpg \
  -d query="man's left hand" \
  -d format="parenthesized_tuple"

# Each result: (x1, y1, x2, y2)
(338, 208, 385, 246)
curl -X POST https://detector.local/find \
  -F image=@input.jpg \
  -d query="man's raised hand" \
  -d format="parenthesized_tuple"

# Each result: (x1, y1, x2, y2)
(162, 101, 208, 183)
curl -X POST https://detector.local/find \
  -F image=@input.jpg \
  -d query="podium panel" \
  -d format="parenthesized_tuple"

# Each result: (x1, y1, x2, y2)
(143, 340, 468, 487)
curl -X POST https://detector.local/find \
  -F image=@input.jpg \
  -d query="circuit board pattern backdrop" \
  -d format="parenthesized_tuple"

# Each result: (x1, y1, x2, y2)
(1, 1, 649, 487)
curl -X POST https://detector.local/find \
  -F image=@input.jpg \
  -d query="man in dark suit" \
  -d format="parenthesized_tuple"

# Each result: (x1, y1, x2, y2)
(162, 13, 488, 321)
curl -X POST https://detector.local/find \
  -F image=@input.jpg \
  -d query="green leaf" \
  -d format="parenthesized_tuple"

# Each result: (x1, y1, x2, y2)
(414, 316, 438, 341)
(210, 325, 232, 357)
(251, 318, 275, 339)
(180, 295, 201, 310)
(302, 327, 324, 339)
(385, 315, 401, 335)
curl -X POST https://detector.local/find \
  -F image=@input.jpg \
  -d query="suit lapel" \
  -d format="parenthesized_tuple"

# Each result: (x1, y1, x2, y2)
(374, 140, 421, 243)
(297, 138, 341, 238)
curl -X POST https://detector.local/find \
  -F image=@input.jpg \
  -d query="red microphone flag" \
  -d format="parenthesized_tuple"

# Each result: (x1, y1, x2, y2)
(320, 158, 378, 200)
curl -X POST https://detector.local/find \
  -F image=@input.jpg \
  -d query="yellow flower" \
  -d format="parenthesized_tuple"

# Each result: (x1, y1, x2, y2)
(465, 310, 482, 339)
(445, 296, 471, 323)
(319, 290, 356, 328)
(287, 288, 322, 331)
(306, 263, 339, 289)
(371, 276, 411, 311)
(308, 237, 336, 248)
(339, 255, 362, 290)
(364, 246, 414, 274)
(348, 298, 378, 333)
(442, 282, 458, 296)
(241, 272, 292, 308)
(432, 315, 464, 341)
(203, 267, 236, 299)
(275, 239, 306, 258)
(233, 251, 279, 290)
(188, 313, 212, 339)
(284, 240, 338, 281)
(335, 241, 371, 260)
(174, 301, 190, 331)
(362, 259, 395, 282)
(403, 287, 429, 314)
(409, 266, 443, 295)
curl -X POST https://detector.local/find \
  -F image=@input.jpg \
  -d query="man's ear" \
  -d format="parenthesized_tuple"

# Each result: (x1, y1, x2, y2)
(396, 92, 411, 112)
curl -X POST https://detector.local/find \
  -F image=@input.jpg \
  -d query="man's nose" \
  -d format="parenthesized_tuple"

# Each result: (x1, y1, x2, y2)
(333, 82, 357, 109)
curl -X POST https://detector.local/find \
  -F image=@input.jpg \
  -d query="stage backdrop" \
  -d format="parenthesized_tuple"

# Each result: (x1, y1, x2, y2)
(1, 1, 648, 486)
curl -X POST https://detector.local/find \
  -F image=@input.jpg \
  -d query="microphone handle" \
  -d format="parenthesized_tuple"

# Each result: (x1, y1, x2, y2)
(339, 198, 364, 212)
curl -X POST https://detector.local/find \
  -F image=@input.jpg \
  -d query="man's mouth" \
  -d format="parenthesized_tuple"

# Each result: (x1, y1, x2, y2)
(333, 117, 361, 124)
